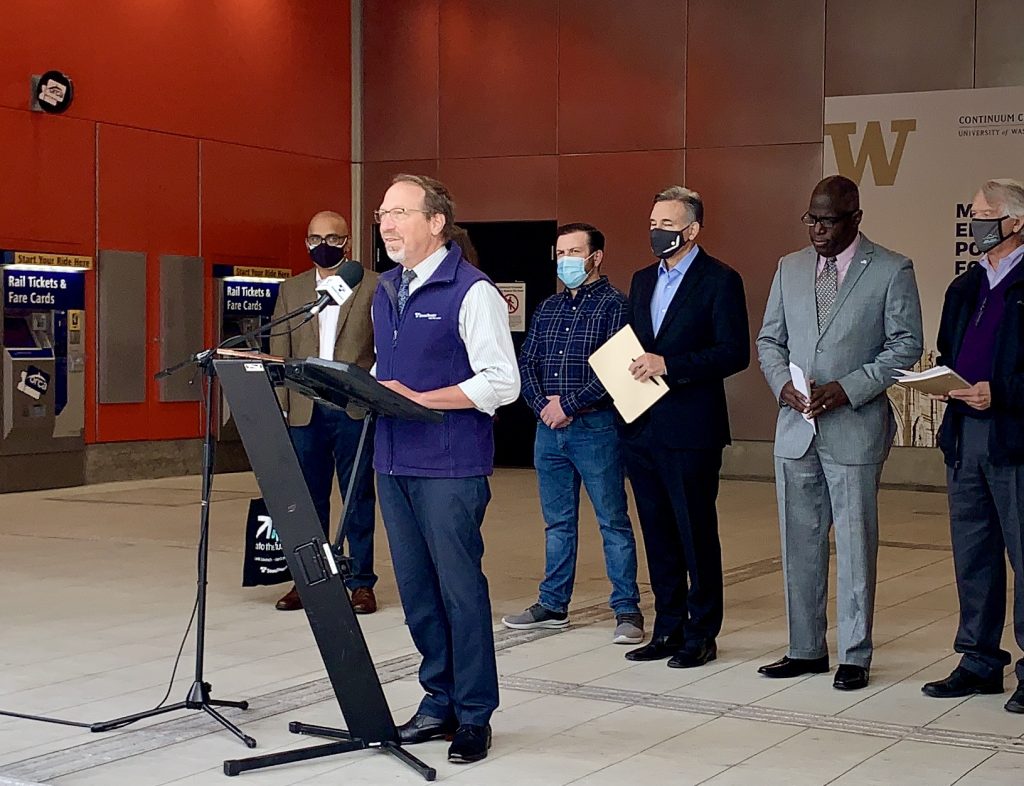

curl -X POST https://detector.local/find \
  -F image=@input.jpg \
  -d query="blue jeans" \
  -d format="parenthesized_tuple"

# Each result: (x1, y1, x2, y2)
(535, 409, 640, 616)
(377, 474, 498, 726)
(290, 403, 377, 590)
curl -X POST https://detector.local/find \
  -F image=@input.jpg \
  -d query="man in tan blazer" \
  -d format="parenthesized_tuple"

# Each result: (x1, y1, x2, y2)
(269, 210, 379, 613)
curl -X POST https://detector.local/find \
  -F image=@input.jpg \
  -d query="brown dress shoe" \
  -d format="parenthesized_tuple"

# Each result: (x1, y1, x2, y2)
(275, 585, 302, 611)
(351, 587, 377, 614)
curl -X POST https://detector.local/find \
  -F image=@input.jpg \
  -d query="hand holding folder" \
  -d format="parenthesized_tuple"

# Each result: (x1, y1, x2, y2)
(588, 325, 669, 423)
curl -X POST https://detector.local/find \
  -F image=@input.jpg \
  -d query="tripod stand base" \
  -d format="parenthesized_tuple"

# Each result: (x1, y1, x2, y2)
(90, 681, 256, 748)
(223, 721, 436, 780)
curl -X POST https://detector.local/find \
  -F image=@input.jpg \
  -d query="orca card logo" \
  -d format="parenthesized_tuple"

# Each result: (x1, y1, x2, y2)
(17, 366, 50, 400)
(35, 71, 74, 114)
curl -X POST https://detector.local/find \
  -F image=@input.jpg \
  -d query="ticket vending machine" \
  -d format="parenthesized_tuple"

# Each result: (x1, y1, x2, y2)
(0, 251, 89, 491)
(212, 264, 286, 471)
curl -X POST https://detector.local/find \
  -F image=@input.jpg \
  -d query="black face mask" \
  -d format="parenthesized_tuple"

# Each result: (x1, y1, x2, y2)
(309, 243, 345, 269)
(650, 228, 688, 259)
(970, 217, 1011, 254)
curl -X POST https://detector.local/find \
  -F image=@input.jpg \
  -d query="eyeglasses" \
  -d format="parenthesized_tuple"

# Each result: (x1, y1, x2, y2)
(305, 233, 348, 249)
(801, 211, 857, 229)
(373, 207, 431, 223)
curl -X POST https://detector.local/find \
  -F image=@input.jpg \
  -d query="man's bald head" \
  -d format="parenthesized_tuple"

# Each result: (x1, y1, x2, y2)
(308, 211, 349, 236)
(812, 176, 860, 213)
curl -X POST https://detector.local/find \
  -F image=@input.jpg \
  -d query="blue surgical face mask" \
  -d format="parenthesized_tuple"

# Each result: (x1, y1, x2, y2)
(557, 252, 596, 289)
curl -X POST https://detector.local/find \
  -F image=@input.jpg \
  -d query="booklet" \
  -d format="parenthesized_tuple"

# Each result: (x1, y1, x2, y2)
(893, 366, 970, 396)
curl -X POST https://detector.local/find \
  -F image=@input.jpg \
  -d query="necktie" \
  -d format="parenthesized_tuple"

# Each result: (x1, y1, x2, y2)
(397, 268, 416, 318)
(815, 256, 838, 332)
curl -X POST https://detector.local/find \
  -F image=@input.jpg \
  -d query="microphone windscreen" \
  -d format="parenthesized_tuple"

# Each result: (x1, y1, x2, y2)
(338, 260, 365, 288)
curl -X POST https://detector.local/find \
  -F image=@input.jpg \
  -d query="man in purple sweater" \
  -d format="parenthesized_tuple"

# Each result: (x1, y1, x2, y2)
(923, 179, 1024, 714)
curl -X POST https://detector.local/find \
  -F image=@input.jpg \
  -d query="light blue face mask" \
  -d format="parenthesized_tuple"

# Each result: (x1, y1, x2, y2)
(557, 252, 596, 289)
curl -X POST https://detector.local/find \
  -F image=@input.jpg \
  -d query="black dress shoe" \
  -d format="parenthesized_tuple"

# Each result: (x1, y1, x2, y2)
(396, 713, 457, 745)
(833, 664, 869, 691)
(922, 666, 1004, 699)
(625, 636, 683, 662)
(447, 724, 491, 763)
(758, 655, 830, 679)
(1005, 684, 1024, 714)
(668, 640, 717, 669)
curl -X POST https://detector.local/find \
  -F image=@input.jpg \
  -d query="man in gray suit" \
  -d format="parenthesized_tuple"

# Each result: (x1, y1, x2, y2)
(756, 176, 923, 690)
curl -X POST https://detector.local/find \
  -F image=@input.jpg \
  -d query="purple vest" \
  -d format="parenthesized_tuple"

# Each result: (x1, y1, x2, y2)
(955, 264, 1024, 385)
(372, 244, 496, 478)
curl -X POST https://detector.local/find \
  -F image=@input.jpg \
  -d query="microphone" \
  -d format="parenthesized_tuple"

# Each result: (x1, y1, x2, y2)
(311, 260, 365, 315)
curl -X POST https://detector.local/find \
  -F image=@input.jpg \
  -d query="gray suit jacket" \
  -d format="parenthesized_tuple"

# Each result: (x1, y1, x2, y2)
(757, 234, 924, 465)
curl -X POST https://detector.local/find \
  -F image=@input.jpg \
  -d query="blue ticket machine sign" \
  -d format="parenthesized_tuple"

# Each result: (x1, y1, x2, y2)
(1, 252, 90, 490)
(213, 265, 287, 459)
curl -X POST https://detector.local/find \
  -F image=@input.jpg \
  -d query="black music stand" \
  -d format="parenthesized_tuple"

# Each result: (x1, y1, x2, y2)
(215, 355, 442, 781)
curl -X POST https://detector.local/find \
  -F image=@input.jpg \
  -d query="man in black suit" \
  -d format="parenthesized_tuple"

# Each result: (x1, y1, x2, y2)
(622, 186, 750, 668)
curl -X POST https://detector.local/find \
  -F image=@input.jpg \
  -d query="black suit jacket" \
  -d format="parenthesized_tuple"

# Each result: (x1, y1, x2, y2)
(626, 249, 750, 450)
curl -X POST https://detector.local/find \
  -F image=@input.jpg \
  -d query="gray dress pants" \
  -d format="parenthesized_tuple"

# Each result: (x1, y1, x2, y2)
(775, 438, 883, 668)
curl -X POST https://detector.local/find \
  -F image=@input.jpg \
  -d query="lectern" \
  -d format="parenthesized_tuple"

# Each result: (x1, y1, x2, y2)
(216, 355, 442, 781)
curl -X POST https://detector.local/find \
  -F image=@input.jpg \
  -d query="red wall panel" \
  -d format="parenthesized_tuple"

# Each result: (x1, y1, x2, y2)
(558, 0, 687, 154)
(438, 0, 558, 158)
(0, 109, 94, 253)
(95, 126, 202, 442)
(686, 0, 825, 148)
(201, 142, 352, 276)
(557, 150, 686, 292)
(2, 0, 350, 160)
(438, 156, 557, 222)
(363, 0, 440, 162)
(98, 127, 200, 254)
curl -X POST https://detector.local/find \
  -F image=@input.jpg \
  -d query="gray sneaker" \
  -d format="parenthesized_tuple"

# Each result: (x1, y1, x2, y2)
(613, 612, 645, 644)
(502, 603, 569, 630)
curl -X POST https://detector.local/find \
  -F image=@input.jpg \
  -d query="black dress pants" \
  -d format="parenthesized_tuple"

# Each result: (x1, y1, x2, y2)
(623, 435, 724, 645)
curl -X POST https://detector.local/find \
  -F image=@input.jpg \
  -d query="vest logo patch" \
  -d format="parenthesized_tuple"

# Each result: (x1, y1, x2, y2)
(413, 311, 442, 320)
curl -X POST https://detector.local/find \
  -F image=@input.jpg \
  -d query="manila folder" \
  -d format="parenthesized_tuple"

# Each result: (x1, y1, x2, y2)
(588, 325, 669, 424)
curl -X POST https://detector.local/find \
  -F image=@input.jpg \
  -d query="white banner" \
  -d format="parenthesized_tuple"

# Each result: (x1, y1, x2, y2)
(824, 86, 1024, 446)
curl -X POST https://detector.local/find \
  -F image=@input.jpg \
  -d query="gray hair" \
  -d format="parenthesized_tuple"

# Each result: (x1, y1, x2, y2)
(392, 173, 456, 238)
(981, 179, 1024, 232)
(654, 186, 704, 225)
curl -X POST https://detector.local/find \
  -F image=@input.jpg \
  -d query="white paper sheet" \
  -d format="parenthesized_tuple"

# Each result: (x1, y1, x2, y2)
(789, 362, 817, 433)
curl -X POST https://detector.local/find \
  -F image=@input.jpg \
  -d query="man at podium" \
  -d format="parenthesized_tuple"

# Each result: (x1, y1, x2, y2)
(370, 175, 520, 764)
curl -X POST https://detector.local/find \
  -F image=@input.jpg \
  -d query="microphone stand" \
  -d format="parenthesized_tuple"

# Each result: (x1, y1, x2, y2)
(91, 300, 327, 743)
(0, 298, 323, 745)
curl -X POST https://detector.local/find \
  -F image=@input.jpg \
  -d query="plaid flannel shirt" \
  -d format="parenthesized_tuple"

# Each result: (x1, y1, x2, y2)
(518, 276, 628, 418)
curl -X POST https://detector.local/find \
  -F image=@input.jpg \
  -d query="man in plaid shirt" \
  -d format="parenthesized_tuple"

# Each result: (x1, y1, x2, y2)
(502, 223, 644, 645)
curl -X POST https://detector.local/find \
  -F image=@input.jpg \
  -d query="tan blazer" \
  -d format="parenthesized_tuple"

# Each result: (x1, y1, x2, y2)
(269, 265, 378, 426)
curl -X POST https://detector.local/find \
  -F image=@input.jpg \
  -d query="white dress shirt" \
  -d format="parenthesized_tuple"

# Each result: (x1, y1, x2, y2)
(315, 268, 341, 360)
(375, 245, 521, 416)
